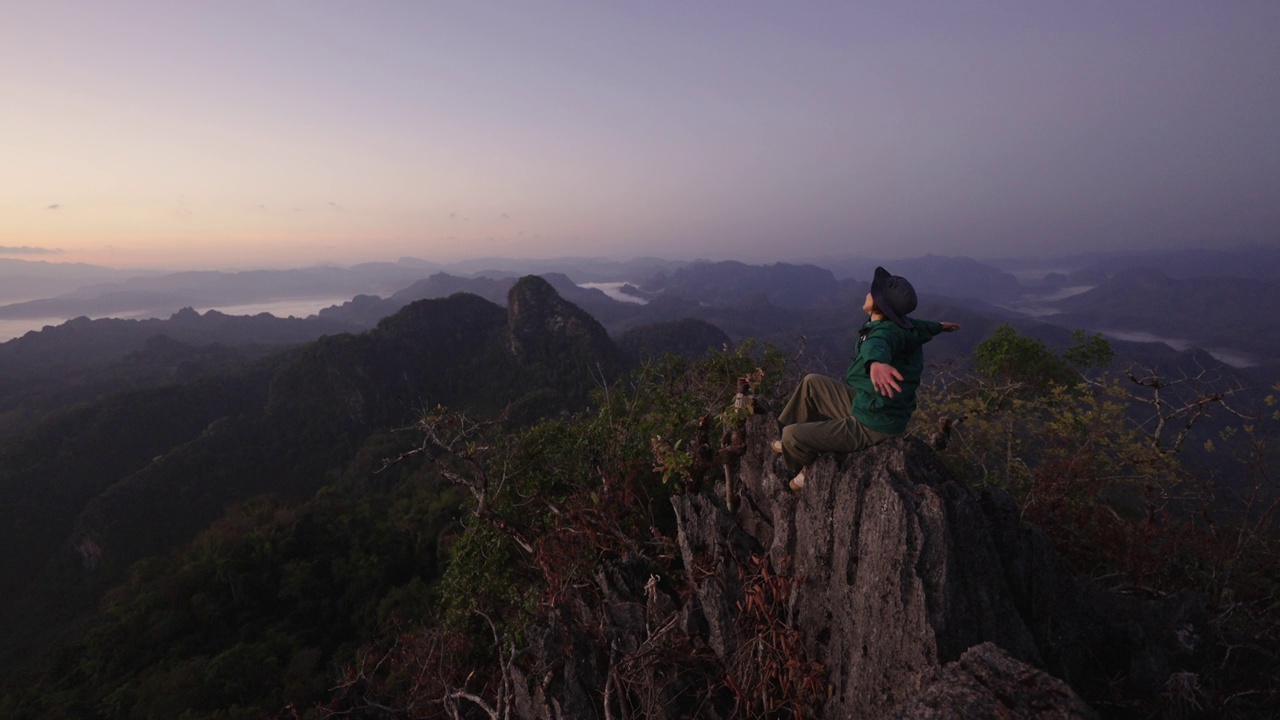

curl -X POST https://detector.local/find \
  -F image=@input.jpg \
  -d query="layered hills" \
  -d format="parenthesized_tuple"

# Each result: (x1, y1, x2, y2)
(0, 276, 624, 680)
(5, 249, 1275, 377)
(1054, 266, 1280, 362)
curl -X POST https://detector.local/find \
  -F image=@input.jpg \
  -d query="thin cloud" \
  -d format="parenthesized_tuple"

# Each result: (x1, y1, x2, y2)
(46, 204, 61, 210)
(0, 245, 63, 255)
(501, 212, 510, 220)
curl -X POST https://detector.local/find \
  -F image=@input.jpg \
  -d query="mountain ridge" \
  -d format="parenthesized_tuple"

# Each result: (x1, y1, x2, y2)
(0, 277, 628, 679)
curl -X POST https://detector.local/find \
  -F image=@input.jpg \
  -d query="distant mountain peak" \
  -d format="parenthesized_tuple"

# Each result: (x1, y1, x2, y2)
(503, 275, 627, 396)
(507, 276, 611, 352)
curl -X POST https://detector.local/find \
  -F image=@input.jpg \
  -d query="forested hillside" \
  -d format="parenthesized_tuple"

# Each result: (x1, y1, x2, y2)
(0, 277, 625, 685)
(1, 272, 1276, 719)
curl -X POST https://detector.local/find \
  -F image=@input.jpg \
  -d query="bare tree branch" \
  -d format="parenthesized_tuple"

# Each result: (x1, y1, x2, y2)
(1120, 362, 1250, 453)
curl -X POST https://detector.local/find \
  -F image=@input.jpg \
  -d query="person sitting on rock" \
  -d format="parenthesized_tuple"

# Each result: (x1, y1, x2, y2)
(772, 266, 960, 490)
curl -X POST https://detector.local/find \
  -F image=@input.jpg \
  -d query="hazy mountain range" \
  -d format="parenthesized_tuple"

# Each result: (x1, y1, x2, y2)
(5, 246, 1276, 373)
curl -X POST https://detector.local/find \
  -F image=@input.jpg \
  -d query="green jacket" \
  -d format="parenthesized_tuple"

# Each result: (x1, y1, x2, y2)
(844, 318, 944, 434)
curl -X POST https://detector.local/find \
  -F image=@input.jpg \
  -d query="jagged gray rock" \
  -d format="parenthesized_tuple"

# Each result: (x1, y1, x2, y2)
(672, 493, 760, 660)
(889, 642, 1099, 719)
(508, 411, 1202, 719)
(715, 421, 1051, 717)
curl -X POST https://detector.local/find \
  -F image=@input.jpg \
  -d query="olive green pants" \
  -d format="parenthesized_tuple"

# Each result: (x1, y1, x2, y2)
(778, 374, 896, 472)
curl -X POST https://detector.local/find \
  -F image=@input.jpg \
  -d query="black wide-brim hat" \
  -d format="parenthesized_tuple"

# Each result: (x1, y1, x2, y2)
(870, 266, 917, 329)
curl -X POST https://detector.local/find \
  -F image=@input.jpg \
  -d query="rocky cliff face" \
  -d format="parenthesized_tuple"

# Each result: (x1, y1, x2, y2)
(507, 275, 619, 364)
(508, 412, 1203, 719)
(503, 276, 628, 416)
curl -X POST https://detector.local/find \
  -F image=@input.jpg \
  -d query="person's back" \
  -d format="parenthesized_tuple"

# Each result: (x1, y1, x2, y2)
(846, 318, 943, 435)
(773, 267, 959, 490)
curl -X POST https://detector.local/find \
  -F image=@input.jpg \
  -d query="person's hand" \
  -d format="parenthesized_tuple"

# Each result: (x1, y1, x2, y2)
(941, 322, 961, 332)
(870, 362, 903, 397)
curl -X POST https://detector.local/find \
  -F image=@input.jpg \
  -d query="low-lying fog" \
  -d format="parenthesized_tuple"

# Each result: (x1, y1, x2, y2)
(0, 296, 356, 342)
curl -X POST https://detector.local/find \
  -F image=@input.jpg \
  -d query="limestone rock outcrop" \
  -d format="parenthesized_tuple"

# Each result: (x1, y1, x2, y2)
(509, 412, 1202, 718)
(889, 642, 1099, 719)
(506, 275, 620, 368)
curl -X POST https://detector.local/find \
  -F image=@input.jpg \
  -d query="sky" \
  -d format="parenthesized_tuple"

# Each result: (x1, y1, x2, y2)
(2, 1, 1278, 270)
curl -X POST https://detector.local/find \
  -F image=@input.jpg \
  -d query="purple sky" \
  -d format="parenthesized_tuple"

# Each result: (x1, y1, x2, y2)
(3, 1, 1278, 269)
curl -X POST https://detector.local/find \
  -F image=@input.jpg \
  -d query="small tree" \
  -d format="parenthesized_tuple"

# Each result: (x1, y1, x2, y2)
(972, 323, 1079, 390)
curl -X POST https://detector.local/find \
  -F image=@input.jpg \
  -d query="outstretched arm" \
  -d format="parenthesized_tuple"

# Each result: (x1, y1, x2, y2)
(869, 323, 957, 396)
